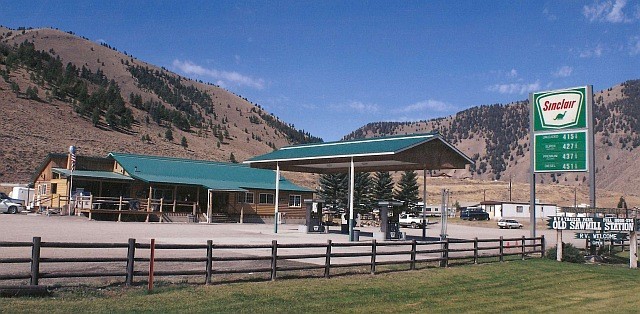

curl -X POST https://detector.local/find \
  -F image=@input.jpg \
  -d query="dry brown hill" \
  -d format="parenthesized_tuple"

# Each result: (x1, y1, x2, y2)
(347, 82, 640, 208)
(0, 27, 319, 188)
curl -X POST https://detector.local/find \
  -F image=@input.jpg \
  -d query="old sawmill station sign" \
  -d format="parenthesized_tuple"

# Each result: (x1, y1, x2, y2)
(547, 216, 637, 232)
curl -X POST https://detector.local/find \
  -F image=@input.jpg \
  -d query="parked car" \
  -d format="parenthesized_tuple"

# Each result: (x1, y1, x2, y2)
(0, 192, 24, 205)
(0, 198, 23, 214)
(460, 209, 489, 221)
(497, 219, 523, 229)
(399, 213, 427, 228)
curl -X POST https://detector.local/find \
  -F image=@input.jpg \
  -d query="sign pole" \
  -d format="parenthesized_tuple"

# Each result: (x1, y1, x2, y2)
(587, 85, 596, 208)
(630, 230, 638, 269)
(556, 230, 563, 261)
(529, 92, 536, 238)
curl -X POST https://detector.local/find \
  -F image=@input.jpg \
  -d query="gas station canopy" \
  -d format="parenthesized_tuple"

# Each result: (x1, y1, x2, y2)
(244, 133, 473, 173)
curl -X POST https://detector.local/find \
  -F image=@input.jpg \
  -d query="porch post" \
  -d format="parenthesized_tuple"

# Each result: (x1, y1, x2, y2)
(147, 186, 152, 212)
(172, 185, 177, 212)
(274, 162, 280, 233)
(349, 157, 355, 241)
(196, 188, 200, 214)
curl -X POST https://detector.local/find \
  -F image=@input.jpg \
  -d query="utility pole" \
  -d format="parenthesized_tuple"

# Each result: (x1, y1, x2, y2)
(509, 175, 512, 202)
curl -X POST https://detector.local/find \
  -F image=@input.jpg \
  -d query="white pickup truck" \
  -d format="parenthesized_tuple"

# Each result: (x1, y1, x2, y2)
(399, 213, 427, 229)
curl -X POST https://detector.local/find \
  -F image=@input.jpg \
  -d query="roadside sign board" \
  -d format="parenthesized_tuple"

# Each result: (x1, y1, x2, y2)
(575, 232, 628, 242)
(547, 216, 637, 232)
(531, 86, 591, 173)
(533, 87, 587, 132)
(534, 131, 588, 172)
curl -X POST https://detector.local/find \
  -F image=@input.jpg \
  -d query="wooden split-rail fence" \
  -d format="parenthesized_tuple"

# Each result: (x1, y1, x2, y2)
(0, 236, 545, 287)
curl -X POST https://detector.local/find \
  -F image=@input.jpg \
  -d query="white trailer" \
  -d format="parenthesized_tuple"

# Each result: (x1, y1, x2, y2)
(9, 187, 35, 210)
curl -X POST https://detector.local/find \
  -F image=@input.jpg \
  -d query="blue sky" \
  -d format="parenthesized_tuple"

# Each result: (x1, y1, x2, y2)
(2, 1, 639, 141)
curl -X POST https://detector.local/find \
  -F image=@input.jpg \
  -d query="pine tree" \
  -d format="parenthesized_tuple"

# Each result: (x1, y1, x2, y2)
(372, 171, 394, 202)
(105, 105, 117, 128)
(230, 152, 237, 163)
(319, 173, 348, 211)
(91, 107, 101, 126)
(394, 170, 421, 211)
(181, 136, 188, 149)
(165, 128, 174, 141)
(354, 172, 373, 214)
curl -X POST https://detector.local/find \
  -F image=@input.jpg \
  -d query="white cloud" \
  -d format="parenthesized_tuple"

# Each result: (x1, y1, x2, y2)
(583, 0, 635, 23)
(488, 81, 541, 95)
(396, 99, 454, 113)
(348, 101, 380, 114)
(172, 59, 265, 89)
(553, 66, 573, 77)
(580, 44, 604, 58)
(508, 69, 518, 78)
(630, 36, 640, 55)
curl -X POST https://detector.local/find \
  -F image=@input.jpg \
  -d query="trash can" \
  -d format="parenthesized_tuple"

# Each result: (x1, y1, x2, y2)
(353, 229, 360, 242)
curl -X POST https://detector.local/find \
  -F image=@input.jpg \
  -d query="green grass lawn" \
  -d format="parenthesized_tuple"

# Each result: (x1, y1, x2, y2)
(2, 259, 639, 313)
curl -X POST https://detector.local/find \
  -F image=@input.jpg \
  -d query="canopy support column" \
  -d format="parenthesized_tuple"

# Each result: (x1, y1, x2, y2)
(207, 189, 212, 223)
(422, 167, 427, 240)
(274, 162, 280, 233)
(349, 157, 355, 241)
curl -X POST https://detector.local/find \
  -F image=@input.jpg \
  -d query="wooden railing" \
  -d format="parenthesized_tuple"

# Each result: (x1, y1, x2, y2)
(70, 196, 198, 222)
(0, 236, 544, 287)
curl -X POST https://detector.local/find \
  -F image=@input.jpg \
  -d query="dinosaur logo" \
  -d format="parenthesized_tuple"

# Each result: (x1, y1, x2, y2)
(534, 88, 586, 130)
(553, 111, 567, 120)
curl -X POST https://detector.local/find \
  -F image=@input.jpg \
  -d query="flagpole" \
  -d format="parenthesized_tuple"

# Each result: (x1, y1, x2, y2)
(68, 146, 76, 216)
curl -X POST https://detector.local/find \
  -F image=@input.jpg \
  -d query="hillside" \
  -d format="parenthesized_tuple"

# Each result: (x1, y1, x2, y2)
(346, 80, 640, 200)
(0, 27, 320, 187)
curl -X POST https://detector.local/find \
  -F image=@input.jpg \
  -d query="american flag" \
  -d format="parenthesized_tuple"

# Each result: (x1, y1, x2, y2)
(70, 152, 76, 171)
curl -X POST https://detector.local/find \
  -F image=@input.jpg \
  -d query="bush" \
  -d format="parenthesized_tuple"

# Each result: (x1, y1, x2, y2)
(545, 243, 585, 263)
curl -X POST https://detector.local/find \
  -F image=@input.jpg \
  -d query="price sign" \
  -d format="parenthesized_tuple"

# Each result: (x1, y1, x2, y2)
(534, 131, 587, 172)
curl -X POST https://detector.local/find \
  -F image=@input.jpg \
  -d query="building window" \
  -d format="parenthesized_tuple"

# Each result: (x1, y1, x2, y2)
(239, 192, 254, 204)
(259, 193, 274, 204)
(50, 183, 57, 194)
(516, 206, 523, 213)
(38, 184, 47, 195)
(289, 195, 301, 208)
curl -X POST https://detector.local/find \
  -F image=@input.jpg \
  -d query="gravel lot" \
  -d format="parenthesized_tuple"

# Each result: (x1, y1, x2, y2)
(0, 213, 572, 246)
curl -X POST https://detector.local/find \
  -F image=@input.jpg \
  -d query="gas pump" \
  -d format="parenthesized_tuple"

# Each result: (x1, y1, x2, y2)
(378, 200, 403, 240)
(304, 199, 325, 233)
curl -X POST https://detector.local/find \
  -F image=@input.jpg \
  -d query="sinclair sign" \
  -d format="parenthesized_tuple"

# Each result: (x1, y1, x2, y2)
(531, 86, 592, 173)
(533, 87, 587, 132)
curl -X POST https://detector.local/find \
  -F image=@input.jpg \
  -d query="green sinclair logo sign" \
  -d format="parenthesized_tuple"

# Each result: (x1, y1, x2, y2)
(533, 87, 587, 131)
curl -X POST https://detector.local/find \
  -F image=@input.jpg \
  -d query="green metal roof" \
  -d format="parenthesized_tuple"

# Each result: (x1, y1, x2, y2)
(108, 153, 311, 192)
(245, 133, 473, 173)
(247, 133, 437, 162)
(52, 168, 134, 181)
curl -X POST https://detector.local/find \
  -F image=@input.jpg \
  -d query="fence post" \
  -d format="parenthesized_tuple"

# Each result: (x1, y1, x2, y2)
(541, 235, 546, 258)
(499, 236, 504, 262)
(324, 240, 332, 278)
(206, 240, 213, 284)
(521, 236, 526, 260)
(148, 239, 155, 292)
(371, 239, 377, 274)
(473, 237, 479, 264)
(270, 240, 277, 281)
(126, 238, 136, 285)
(30, 236, 41, 286)
(440, 239, 449, 267)
(410, 240, 417, 270)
